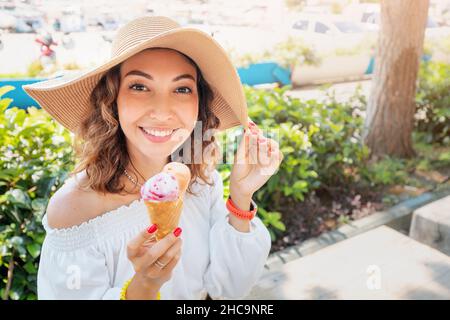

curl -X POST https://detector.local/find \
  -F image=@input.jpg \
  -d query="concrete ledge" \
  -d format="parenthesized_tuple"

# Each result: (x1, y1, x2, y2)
(264, 186, 450, 271)
(409, 195, 450, 256)
(249, 226, 450, 299)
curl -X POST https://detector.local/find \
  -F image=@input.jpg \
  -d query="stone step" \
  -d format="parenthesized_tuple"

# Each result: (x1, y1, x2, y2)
(409, 195, 450, 256)
(245, 226, 450, 299)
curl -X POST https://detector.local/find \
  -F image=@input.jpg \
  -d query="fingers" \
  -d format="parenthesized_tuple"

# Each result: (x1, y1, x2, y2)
(237, 121, 264, 164)
(160, 251, 181, 273)
(248, 130, 259, 165)
(249, 121, 282, 167)
(237, 120, 283, 172)
(127, 224, 158, 258)
(147, 238, 182, 274)
(130, 228, 182, 274)
(268, 139, 280, 155)
(260, 149, 283, 176)
(258, 136, 271, 166)
(235, 128, 259, 165)
(150, 250, 182, 282)
(268, 139, 282, 167)
(235, 129, 250, 165)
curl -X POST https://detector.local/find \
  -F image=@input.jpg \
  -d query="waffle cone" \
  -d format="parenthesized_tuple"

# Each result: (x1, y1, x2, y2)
(145, 198, 183, 240)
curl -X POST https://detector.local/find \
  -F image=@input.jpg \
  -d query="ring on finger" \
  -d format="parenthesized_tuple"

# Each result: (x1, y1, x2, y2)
(154, 259, 167, 269)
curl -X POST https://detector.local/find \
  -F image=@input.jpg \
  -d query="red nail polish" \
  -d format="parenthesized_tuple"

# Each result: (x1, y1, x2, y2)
(173, 227, 182, 237)
(147, 224, 157, 234)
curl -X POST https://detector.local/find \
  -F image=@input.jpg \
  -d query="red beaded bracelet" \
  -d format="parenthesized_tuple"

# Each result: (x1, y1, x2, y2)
(226, 196, 257, 220)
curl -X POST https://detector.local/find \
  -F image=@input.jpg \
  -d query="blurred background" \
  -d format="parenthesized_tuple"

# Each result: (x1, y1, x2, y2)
(0, 0, 449, 80)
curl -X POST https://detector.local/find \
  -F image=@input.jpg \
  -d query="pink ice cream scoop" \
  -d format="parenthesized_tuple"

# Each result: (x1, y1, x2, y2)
(140, 172, 179, 202)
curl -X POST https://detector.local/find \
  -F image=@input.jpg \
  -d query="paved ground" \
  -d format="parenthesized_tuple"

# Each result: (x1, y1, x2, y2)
(245, 226, 450, 299)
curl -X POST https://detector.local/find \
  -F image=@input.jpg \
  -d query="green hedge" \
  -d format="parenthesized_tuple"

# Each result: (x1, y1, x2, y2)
(416, 61, 450, 145)
(0, 86, 73, 300)
(217, 85, 372, 241)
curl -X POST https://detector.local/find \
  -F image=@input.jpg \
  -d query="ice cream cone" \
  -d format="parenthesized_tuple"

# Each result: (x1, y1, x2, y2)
(145, 197, 184, 240)
(141, 162, 191, 240)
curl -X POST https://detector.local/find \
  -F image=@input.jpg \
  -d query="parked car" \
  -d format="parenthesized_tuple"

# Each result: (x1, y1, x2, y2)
(362, 12, 450, 39)
(286, 14, 373, 52)
(290, 14, 368, 35)
(0, 10, 16, 31)
(97, 16, 120, 31)
(60, 6, 86, 32)
(284, 14, 375, 86)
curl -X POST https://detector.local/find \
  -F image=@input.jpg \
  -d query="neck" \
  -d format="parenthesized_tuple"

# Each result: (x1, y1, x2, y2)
(126, 148, 170, 185)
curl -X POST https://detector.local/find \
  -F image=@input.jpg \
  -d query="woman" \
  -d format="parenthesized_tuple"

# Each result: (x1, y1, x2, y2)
(23, 16, 283, 300)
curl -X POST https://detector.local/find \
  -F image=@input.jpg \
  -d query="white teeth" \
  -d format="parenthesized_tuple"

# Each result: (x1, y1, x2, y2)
(141, 127, 174, 137)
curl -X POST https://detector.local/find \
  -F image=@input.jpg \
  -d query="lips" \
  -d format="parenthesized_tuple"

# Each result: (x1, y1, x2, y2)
(139, 126, 179, 143)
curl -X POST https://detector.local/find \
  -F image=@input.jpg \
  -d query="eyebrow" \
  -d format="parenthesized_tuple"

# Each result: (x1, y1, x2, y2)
(124, 70, 196, 82)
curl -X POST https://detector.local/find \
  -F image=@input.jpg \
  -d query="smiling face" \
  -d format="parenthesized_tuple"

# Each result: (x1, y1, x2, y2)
(117, 48, 199, 163)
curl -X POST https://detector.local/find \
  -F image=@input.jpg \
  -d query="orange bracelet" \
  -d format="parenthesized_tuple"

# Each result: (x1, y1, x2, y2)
(226, 196, 257, 220)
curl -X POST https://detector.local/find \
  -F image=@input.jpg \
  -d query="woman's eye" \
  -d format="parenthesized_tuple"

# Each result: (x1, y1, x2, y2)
(176, 87, 192, 94)
(128, 84, 191, 94)
(129, 83, 148, 91)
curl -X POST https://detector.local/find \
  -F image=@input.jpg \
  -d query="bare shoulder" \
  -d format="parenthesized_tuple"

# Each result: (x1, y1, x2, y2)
(45, 171, 105, 229)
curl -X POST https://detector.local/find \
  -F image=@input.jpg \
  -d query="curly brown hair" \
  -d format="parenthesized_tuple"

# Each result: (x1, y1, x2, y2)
(71, 48, 221, 196)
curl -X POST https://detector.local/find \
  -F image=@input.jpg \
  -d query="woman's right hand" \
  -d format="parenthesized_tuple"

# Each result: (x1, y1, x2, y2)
(125, 224, 182, 299)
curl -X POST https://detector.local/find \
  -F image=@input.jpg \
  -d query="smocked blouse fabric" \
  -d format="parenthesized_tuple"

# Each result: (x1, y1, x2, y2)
(37, 170, 271, 300)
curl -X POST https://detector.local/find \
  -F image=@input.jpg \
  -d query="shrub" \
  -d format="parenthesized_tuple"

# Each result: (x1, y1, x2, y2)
(217, 85, 371, 240)
(246, 85, 370, 188)
(360, 157, 408, 186)
(0, 86, 74, 300)
(416, 61, 450, 145)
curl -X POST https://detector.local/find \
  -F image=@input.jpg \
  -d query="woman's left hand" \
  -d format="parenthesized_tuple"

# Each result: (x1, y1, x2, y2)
(229, 121, 283, 203)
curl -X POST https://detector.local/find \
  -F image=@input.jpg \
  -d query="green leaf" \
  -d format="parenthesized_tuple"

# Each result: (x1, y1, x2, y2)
(0, 168, 18, 180)
(271, 220, 286, 231)
(9, 290, 21, 300)
(293, 180, 308, 190)
(7, 189, 32, 209)
(268, 229, 276, 242)
(281, 146, 295, 154)
(283, 185, 292, 196)
(26, 243, 41, 259)
(0, 85, 15, 98)
(23, 260, 37, 274)
(0, 97, 13, 111)
(9, 236, 24, 248)
(266, 175, 280, 192)
(31, 198, 47, 214)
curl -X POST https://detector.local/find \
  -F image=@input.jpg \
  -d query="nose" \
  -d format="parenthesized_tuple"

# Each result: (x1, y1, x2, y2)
(147, 95, 175, 122)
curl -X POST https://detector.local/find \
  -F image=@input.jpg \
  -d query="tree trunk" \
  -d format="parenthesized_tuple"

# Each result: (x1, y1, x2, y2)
(363, 0, 429, 158)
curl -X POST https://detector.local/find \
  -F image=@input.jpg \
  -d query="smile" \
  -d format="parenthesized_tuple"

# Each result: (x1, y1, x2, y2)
(139, 126, 179, 143)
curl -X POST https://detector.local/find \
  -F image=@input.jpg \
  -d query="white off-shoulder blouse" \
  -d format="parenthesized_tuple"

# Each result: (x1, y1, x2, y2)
(37, 170, 272, 300)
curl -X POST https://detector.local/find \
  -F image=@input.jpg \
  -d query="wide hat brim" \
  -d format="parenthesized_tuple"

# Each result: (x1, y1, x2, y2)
(22, 18, 249, 133)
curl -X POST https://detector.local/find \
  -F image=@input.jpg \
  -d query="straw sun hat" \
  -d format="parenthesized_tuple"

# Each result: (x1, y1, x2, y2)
(22, 16, 249, 133)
